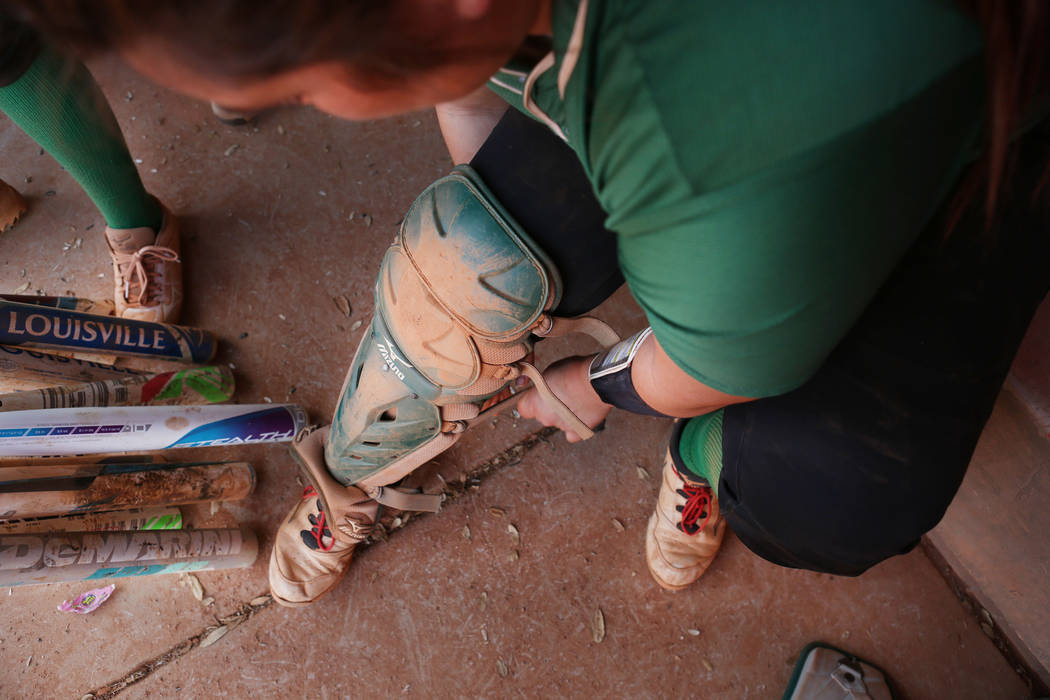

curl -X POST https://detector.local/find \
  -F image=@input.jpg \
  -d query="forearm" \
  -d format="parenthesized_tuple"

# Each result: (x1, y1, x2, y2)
(435, 85, 509, 164)
(630, 333, 752, 417)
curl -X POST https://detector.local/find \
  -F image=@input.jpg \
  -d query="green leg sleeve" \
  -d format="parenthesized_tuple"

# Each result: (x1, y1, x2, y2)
(678, 409, 725, 494)
(0, 45, 162, 230)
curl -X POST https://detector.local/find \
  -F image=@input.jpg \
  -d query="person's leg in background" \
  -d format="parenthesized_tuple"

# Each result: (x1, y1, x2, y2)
(653, 123, 1050, 586)
(0, 13, 182, 322)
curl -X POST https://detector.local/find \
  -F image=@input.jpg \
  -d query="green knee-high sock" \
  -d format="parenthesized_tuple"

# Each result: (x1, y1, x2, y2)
(0, 45, 162, 231)
(677, 410, 725, 495)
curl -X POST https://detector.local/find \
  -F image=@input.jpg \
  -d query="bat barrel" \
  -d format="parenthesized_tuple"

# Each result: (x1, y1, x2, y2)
(0, 527, 259, 587)
(0, 404, 307, 456)
(0, 462, 256, 519)
(0, 301, 215, 363)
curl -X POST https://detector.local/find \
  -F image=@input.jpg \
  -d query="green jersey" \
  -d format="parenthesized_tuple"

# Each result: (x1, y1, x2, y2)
(489, 0, 984, 397)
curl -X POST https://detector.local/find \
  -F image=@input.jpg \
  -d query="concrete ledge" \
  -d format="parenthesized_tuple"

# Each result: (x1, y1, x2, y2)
(926, 385, 1050, 691)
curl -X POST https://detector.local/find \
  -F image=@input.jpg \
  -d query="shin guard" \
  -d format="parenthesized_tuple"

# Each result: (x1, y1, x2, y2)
(324, 166, 617, 510)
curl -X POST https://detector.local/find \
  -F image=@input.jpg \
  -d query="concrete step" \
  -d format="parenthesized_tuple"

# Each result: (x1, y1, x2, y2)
(925, 297, 1050, 692)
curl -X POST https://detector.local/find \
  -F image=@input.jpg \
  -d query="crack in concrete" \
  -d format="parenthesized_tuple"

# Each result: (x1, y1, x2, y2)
(81, 426, 559, 698)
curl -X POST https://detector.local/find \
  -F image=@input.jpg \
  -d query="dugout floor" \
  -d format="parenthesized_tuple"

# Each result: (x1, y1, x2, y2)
(0, 56, 1034, 699)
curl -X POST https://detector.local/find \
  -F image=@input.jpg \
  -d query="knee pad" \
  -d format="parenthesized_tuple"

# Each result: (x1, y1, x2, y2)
(325, 166, 617, 505)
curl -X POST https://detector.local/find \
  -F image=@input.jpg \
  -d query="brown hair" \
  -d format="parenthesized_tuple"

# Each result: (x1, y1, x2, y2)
(7, 0, 458, 87)
(957, 0, 1050, 220)
(10, 1, 1050, 217)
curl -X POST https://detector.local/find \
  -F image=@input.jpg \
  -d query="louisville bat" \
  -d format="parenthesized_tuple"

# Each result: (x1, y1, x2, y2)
(0, 365, 235, 411)
(0, 506, 182, 534)
(0, 403, 307, 456)
(0, 461, 255, 519)
(0, 344, 143, 389)
(0, 300, 216, 363)
(0, 295, 116, 316)
(0, 527, 258, 587)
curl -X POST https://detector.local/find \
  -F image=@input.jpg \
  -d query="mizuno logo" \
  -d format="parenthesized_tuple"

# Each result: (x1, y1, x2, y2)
(375, 336, 411, 381)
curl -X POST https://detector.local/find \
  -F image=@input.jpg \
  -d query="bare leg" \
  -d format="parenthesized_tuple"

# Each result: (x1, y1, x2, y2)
(435, 86, 509, 164)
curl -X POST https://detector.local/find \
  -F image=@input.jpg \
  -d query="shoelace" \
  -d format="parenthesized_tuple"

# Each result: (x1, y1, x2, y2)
(120, 245, 179, 305)
(677, 482, 713, 536)
(302, 486, 335, 552)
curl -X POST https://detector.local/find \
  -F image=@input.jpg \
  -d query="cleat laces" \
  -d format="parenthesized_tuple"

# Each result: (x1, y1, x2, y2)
(118, 245, 180, 305)
(676, 482, 713, 536)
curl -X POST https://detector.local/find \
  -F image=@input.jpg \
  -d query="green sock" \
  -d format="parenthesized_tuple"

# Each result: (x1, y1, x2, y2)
(0, 45, 162, 231)
(677, 410, 725, 495)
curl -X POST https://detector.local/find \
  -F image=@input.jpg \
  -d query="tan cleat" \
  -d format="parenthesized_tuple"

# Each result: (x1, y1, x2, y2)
(104, 203, 182, 323)
(0, 179, 27, 233)
(645, 448, 726, 590)
(269, 426, 379, 607)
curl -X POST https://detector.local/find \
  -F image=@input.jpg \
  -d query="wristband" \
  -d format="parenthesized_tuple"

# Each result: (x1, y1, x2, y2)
(588, 327, 670, 417)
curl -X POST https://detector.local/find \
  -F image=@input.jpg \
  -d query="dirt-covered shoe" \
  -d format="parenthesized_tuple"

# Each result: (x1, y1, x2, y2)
(269, 426, 379, 607)
(0, 179, 27, 233)
(104, 203, 182, 323)
(645, 448, 726, 590)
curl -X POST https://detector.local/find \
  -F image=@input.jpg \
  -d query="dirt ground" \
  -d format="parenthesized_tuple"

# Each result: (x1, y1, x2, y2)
(0, 56, 1034, 699)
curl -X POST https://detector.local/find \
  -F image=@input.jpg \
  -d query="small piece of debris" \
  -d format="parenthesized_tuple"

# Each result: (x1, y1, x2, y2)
(250, 595, 272, 606)
(14, 282, 29, 293)
(183, 573, 204, 601)
(507, 551, 519, 562)
(686, 628, 701, 636)
(319, 190, 327, 197)
(611, 518, 625, 532)
(45, 190, 56, 197)
(478, 592, 488, 610)
(263, 396, 273, 403)
(496, 658, 509, 678)
(125, 91, 134, 102)
(636, 466, 650, 480)
(702, 659, 714, 672)
(238, 332, 249, 339)
(277, 125, 286, 135)
(507, 524, 520, 546)
(592, 608, 606, 643)
(334, 295, 352, 317)
(350, 320, 363, 332)
(363, 214, 373, 227)
(26, 656, 32, 667)
(481, 628, 488, 643)
(488, 507, 506, 518)
(462, 525, 471, 540)
(201, 597, 215, 607)
(210, 501, 220, 515)
(224, 144, 239, 156)
(199, 625, 228, 648)
(278, 313, 286, 320)
(980, 622, 995, 638)
(391, 517, 403, 528)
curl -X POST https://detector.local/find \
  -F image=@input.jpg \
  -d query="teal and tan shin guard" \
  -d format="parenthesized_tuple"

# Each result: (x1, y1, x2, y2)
(308, 166, 618, 515)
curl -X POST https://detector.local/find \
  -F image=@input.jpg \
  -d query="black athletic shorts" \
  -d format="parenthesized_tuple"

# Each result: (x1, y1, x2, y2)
(471, 107, 1050, 576)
